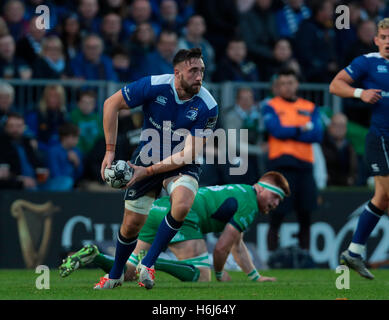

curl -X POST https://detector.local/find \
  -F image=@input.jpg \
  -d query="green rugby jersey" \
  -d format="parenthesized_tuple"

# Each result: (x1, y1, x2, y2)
(189, 184, 260, 233)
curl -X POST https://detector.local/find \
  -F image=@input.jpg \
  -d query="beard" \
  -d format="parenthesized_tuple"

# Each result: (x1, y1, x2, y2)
(180, 76, 201, 96)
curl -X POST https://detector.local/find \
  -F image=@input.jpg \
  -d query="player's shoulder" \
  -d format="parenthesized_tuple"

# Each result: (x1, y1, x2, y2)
(362, 52, 382, 59)
(196, 86, 218, 111)
(150, 74, 174, 86)
(350, 52, 383, 65)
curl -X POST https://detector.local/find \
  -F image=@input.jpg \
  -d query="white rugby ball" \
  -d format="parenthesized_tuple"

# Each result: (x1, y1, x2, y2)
(104, 160, 133, 189)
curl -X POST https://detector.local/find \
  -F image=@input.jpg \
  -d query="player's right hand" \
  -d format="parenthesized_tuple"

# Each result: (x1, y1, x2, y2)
(361, 89, 382, 104)
(100, 151, 115, 181)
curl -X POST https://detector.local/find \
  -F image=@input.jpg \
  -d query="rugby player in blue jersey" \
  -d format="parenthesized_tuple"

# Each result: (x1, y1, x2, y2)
(95, 48, 218, 289)
(329, 18, 389, 279)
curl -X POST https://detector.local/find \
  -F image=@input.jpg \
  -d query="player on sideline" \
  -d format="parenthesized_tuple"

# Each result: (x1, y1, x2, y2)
(329, 18, 389, 279)
(96, 48, 218, 289)
(60, 171, 289, 283)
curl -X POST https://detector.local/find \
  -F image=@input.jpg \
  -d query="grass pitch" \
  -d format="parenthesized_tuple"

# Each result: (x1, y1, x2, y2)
(1, 268, 389, 300)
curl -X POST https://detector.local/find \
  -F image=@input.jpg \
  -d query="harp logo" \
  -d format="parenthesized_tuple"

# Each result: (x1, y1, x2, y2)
(11, 200, 60, 268)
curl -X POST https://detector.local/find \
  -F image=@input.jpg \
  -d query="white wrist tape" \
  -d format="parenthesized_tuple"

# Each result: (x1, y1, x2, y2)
(353, 88, 363, 99)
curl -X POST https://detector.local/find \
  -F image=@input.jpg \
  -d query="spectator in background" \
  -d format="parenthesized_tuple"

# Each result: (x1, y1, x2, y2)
(77, 0, 101, 35)
(25, 85, 68, 151)
(262, 68, 323, 253)
(195, 0, 240, 60)
(0, 112, 44, 190)
(59, 14, 82, 61)
(239, 0, 279, 67)
(0, 17, 9, 37)
(70, 34, 118, 81)
(275, 0, 311, 39)
(100, 12, 127, 56)
(340, 20, 377, 129)
(0, 34, 32, 79)
(0, 81, 16, 131)
(2, 0, 29, 41)
(99, 0, 128, 18)
(32, 35, 73, 79)
(157, 0, 185, 35)
(124, 0, 161, 37)
(128, 22, 156, 68)
(70, 90, 103, 157)
(212, 37, 259, 83)
(294, 0, 338, 83)
(223, 87, 266, 184)
(46, 122, 83, 191)
(177, 15, 215, 81)
(343, 20, 377, 67)
(15, 16, 46, 67)
(321, 113, 358, 186)
(111, 46, 139, 82)
(141, 30, 177, 76)
(263, 38, 302, 81)
(360, 0, 389, 23)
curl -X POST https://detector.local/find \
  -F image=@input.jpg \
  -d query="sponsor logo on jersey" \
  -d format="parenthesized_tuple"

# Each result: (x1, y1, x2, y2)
(155, 95, 168, 106)
(377, 65, 388, 73)
(205, 116, 218, 129)
(186, 109, 198, 121)
(371, 163, 379, 172)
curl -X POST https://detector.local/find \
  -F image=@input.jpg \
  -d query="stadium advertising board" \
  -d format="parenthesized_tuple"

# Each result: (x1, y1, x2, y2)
(1, 189, 387, 269)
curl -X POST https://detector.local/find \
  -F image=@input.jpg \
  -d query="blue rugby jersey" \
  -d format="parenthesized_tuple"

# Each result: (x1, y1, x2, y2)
(121, 74, 218, 162)
(344, 52, 389, 136)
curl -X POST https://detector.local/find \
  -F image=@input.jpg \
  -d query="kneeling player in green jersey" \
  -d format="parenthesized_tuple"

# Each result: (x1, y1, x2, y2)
(60, 171, 290, 284)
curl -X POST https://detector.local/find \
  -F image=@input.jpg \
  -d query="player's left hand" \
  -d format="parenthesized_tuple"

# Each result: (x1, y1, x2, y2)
(124, 162, 149, 188)
(257, 276, 277, 282)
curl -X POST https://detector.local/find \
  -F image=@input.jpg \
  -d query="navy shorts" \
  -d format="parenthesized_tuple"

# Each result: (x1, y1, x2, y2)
(365, 131, 389, 176)
(124, 147, 201, 201)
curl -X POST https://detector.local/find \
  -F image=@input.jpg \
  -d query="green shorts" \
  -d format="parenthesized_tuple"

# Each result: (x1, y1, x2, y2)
(138, 197, 204, 244)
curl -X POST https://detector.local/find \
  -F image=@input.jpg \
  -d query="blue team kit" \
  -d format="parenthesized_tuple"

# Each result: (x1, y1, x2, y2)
(345, 53, 389, 175)
(121, 74, 219, 200)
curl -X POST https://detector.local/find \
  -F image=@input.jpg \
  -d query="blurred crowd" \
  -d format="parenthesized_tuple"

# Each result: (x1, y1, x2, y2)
(0, 0, 386, 191)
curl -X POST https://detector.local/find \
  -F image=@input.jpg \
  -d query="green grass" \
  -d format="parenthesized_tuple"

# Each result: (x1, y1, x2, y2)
(0, 268, 388, 300)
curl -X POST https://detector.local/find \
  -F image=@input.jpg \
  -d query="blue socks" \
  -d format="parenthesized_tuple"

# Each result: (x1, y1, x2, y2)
(348, 201, 385, 257)
(142, 212, 183, 268)
(109, 232, 137, 279)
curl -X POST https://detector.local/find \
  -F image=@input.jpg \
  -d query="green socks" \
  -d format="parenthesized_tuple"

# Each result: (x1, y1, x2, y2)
(93, 254, 127, 274)
(155, 258, 200, 282)
(93, 253, 200, 282)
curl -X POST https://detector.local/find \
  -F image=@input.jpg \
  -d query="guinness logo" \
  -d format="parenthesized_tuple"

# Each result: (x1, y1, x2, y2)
(11, 200, 60, 268)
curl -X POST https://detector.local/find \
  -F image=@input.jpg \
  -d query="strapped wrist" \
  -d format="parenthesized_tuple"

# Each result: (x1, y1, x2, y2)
(146, 165, 155, 176)
(353, 88, 363, 99)
(106, 143, 116, 152)
(247, 269, 260, 281)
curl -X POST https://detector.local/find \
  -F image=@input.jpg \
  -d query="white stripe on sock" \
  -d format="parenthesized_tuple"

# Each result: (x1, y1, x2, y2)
(364, 205, 383, 218)
(348, 243, 365, 255)
(164, 215, 181, 231)
(117, 235, 137, 246)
